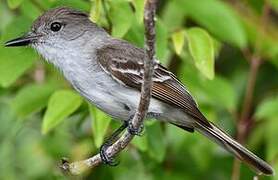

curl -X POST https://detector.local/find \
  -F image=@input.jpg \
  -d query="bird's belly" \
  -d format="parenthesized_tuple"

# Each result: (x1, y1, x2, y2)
(65, 68, 132, 120)
(69, 72, 165, 121)
(63, 63, 181, 123)
(72, 81, 131, 120)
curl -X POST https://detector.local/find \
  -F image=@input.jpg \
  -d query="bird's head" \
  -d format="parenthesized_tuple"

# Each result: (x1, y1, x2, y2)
(5, 7, 106, 64)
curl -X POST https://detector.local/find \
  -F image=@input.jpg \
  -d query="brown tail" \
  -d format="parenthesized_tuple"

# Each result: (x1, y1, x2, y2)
(194, 121, 274, 175)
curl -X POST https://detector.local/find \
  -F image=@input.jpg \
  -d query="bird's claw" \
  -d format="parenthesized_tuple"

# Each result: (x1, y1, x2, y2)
(127, 121, 144, 136)
(100, 143, 119, 166)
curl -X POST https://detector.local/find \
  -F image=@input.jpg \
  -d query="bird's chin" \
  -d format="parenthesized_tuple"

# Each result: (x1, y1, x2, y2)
(33, 43, 62, 67)
(33, 44, 51, 63)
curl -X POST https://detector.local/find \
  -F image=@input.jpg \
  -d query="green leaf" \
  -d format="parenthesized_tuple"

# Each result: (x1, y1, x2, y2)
(156, 19, 169, 63)
(19, 0, 42, 20)
(179, 65, 236, 111)
(90, 0, 102, 23)
(131, 135, 148, 152)
(131, 0, 145, 24)
(125, 16, 169, 62)
(0, 17, 37, 87)
(182, 0, 247, 48)
(51, 0, 90, 12)
(11, 84, 57, 118)
(0, 3, 14, 32)
(270, 0, 278, 13)
(212, 38, 222, 58)
(42, 90, 83, 134)
(89, 104, 111, 148)
(255, 96, 278, 120)
(109, 1, 133, 38)
(242, 17, 278, 61)
(201, 76, 236, 111)
(125, 22, 144, 48)
(162, 0, 186, 32)
(7, 0, 24, 9)
(186, 27, 215, 80)
(171, 30, 185, 55)
(1, 17, 32, 41)
(0, 48, 36, 87)
(32, 0, 53, 9)
(188, 134, 214, 171)
(146, 122, 166, 162)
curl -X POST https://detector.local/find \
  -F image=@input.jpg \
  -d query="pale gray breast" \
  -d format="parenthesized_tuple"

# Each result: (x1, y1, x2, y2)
(62, 53, 133, 120)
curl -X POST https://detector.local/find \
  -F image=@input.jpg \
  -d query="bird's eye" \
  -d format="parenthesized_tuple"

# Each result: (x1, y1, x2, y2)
(50, 22, 62, 32)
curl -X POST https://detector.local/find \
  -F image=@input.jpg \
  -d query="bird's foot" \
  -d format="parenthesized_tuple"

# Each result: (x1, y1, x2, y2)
(127, 120, 144, 136)
(100, 143, 119, 166)
(99, 122, 128, 166)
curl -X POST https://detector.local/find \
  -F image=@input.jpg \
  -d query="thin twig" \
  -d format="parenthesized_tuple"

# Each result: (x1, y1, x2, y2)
(59, 0, 158, 175)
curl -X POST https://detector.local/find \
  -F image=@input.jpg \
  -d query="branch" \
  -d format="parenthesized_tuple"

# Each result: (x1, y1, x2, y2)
(60, 0, 158, 175)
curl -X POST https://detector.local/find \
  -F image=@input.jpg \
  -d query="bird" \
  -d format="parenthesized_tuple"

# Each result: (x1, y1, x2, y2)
(4, 7, 274, 175)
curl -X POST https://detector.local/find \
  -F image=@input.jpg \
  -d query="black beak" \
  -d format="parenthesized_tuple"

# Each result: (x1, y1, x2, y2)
(5, 33, 39, 47)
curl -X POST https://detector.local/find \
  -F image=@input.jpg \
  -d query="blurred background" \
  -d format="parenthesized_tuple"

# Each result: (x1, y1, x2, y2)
(0, 0, 277, 179)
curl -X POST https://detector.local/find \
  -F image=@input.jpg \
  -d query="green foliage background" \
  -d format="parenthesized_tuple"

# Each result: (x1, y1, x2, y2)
(0, 0, 277, 179)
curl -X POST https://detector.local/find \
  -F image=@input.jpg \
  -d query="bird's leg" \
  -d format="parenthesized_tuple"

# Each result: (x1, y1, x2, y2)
(100, 122, 128, 166)
(100, 114, 144, 166)
(127, 114, 144, 136)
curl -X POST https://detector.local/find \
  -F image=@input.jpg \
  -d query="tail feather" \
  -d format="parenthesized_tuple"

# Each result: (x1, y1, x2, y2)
(195, 121, 274, 175)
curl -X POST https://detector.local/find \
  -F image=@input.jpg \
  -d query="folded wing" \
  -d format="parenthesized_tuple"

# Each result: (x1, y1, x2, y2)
(96, 39, 211, 128)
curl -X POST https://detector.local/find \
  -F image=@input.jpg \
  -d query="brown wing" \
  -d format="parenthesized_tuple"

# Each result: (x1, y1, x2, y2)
(96, 39, 211, 128)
